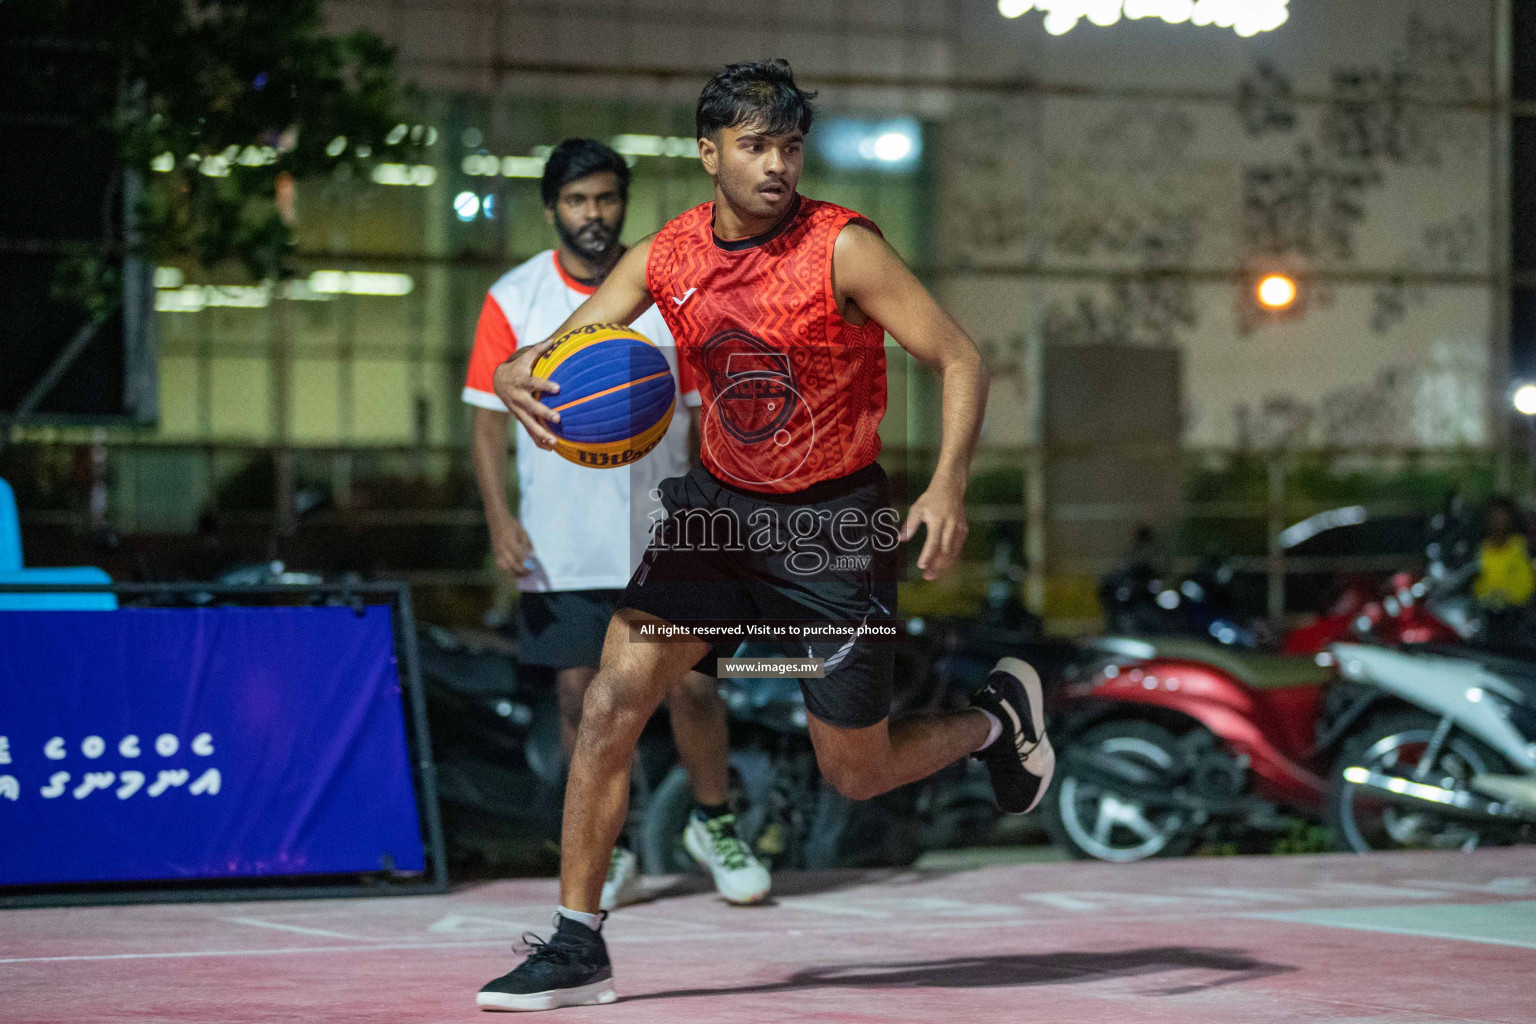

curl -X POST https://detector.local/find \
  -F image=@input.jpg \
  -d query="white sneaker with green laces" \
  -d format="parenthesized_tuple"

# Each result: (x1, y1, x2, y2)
(599, 846, 643, 911)
(682, 813, 771, 905)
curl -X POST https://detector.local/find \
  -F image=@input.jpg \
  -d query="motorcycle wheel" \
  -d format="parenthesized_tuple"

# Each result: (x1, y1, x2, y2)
(1328, 711, 1513, 853)
(803, 787, 924, 870)
(1043, 719, 1200, 862)
(920, 762, 1001, 851)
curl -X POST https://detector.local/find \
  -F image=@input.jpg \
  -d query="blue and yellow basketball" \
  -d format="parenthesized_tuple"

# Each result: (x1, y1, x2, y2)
(533, 323, 676, 468)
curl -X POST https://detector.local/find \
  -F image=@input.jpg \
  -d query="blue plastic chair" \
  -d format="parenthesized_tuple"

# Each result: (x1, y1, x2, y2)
(0, 477, 117, 611)
(0, 478, 21, 572)
(0, 567, 117, 611)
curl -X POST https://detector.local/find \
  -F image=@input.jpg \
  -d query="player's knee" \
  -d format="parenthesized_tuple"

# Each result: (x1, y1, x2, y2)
(579, 675, 644, 740)
(819, 759, 885, 802)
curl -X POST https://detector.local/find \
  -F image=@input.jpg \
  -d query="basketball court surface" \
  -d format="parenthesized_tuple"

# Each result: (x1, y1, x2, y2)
(4, 847, 1533, 1023)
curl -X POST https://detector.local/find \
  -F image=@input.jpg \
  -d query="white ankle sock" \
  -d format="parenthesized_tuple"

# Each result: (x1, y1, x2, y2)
(556, 906, 603, 932)
(974, 708, 1003, 752)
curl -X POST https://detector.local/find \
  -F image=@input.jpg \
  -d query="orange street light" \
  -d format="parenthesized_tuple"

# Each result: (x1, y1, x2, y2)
(1256, 273, 1298, 310)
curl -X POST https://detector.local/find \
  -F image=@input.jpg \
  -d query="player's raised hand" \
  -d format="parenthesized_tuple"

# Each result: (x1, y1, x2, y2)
(492, 338, 562, 448)
(899, 485, 968, 581)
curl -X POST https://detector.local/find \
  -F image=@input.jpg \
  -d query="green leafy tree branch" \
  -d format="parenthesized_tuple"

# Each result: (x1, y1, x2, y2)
(7, 0, 412, 297)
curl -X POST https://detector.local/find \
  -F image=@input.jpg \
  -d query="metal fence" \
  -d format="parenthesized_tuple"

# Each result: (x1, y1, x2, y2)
(1, 434, 1514, 630)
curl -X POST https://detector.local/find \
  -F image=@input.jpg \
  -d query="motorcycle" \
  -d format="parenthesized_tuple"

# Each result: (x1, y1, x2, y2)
(1043, 635, 1339, 862)
(417, 625, 679, 873)
(1280, 495, 1497, 656)
(1099, 554, 1267, 649)
(636, 667, 971, 874)
(1324, 641, 1536, 852)
(1282, 571, 1466, 655)
(637, 612, 1074, 876)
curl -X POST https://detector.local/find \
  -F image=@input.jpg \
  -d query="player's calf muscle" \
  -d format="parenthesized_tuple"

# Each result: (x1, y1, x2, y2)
(810, 711, 986, 802)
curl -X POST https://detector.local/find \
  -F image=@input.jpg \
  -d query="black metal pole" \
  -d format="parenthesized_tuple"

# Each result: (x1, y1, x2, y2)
(392, 582, 450, 894)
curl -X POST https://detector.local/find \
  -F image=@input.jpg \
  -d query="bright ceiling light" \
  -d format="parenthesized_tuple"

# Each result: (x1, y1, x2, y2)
(1087, 0, 1124, 27)
(453, 191, 480, 221)
(501, 156, 546, 178)
(1256, 273, 1297, 310)
(872, 132, 914, 162)
(1128, 0, 1192, 22)
(461, 154, 495, 176)
(1044, 10, 1076, 33)
(1514, 384, 1536, 416)
(1000, 0, 1286, 36)
(309, 271, 415, 297)
(371, 163, 437, 186)
(820, 117, 922, 172)
(609, 134, 701, 159)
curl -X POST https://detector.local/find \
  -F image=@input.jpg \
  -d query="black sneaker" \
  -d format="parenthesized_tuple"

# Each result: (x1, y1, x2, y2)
(476, 914, 616, 1012)
(970, 656, 1055, 814)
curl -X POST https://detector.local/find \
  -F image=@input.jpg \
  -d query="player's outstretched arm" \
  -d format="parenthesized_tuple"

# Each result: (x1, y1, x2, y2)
(492, 235, 659, 449)
(833, 222, 990, 581)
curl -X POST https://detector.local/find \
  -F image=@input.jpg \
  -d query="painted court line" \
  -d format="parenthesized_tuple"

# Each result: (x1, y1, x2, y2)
(426, 913, 542, 935)
(0, 940, 513, 965)
(0, 914, 1202, 966)
(1280, 921, 1536, 951)
(224, 917, 365, 940)
(4, 902, 1514, 966)
(1266, 988, 1524, 1024)
(612, 909, 730, 932)
(1248, 900, 1536, 952)
(1178, 887, 1307, 904)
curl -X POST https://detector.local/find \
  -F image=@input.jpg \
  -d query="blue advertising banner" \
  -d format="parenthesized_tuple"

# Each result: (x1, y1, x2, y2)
(0, 606, 426, 886)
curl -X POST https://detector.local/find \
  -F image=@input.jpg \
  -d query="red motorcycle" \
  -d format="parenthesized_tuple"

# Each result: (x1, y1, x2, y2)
(1282, 573, 1463, 655)
(1043, 637, 1343, 862)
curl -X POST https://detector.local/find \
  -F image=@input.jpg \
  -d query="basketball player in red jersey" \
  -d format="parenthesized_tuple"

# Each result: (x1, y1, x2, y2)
(477, 60, 1052, 1012)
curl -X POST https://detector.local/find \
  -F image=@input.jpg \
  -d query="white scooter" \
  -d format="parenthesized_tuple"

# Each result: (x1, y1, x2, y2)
(1325, 641, 1536, 852)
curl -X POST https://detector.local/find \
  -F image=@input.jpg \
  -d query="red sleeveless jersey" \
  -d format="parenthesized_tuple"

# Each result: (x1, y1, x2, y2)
(646, 195, 887, 495)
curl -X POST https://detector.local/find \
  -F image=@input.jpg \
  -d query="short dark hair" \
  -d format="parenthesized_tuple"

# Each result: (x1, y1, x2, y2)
(696, 59, 817, 141)
(540, 138, 630, 208)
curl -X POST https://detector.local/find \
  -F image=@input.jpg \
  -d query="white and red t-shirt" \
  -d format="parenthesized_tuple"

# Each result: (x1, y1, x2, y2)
(464, 249, 700, 592)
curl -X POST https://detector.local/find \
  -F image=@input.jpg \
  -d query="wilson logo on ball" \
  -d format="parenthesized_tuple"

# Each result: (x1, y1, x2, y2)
(532, 323, 676, 469)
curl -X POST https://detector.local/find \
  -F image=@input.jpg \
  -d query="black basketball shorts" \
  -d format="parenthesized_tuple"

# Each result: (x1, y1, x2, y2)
(516, 588, 622, 669)
(619, 461, 900, 730)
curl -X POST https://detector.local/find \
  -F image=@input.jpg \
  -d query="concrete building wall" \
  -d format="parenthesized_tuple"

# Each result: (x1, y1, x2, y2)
(936, 0, 1498, 449)
(146, 0, 1501, 457)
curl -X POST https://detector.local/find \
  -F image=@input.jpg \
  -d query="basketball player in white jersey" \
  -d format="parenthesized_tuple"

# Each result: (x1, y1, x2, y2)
(464, 139, 768, 909)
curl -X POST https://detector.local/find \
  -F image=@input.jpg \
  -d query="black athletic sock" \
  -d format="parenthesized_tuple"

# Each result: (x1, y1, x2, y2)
(615, 831, 631, 851)
(693, 801, 730, 822)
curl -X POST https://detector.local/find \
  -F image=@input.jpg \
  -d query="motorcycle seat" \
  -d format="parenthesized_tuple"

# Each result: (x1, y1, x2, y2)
(1128, 637, 1333, 690)
(1415, 643, 1536, 699)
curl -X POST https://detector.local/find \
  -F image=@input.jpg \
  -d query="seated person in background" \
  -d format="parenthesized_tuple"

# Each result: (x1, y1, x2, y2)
(1473, 496, 1534, 650)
